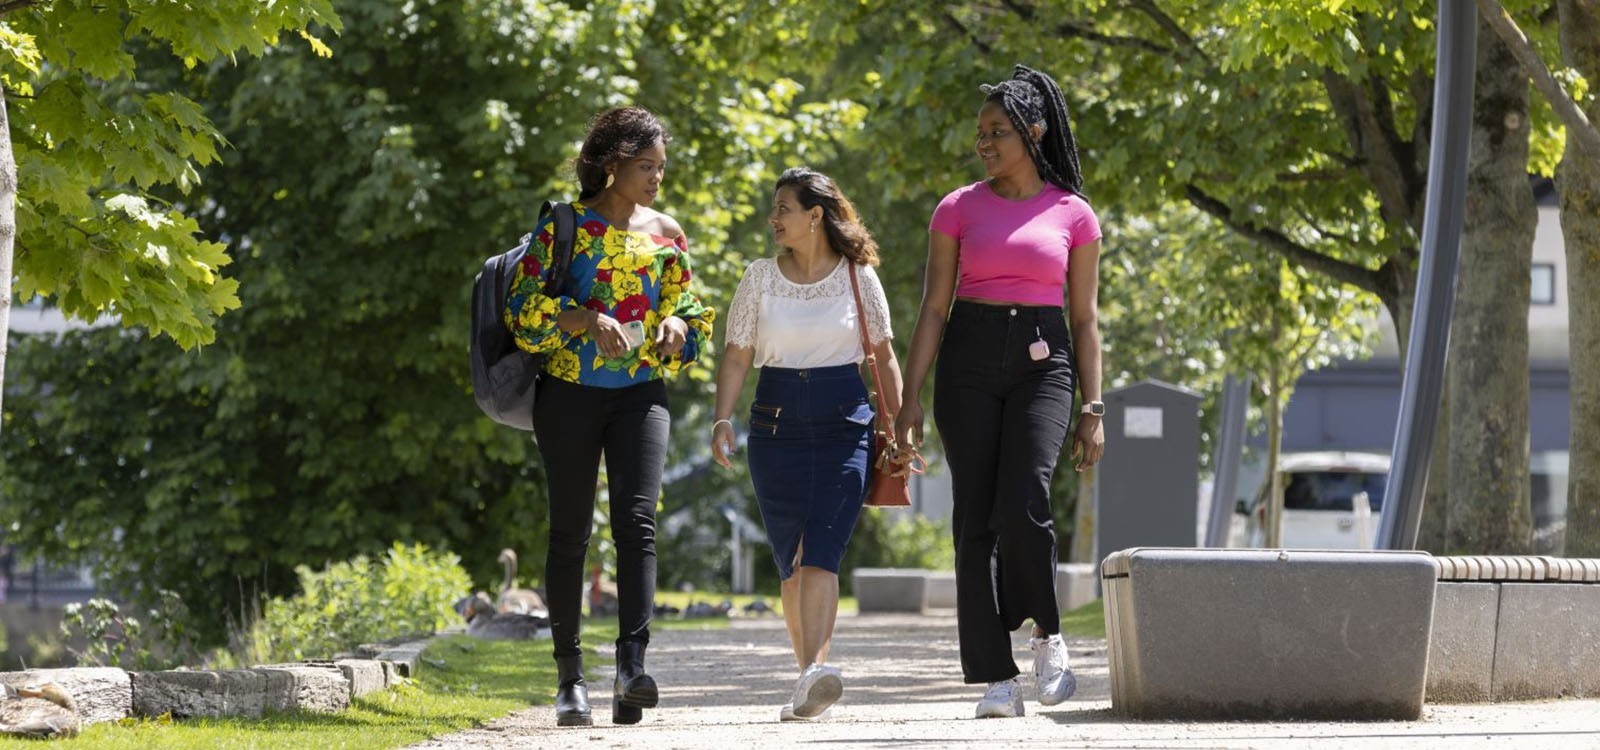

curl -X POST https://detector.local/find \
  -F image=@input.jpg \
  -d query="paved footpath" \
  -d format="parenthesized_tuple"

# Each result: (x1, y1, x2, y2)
(410, 612, 1600, 750)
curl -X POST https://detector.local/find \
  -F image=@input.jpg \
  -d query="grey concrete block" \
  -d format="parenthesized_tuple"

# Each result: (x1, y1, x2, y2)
(1101, 547, 1436, 720)
(1054, 563, 1097, 612)
(923, 571, 956, 611)
(1426, 582, 1499, 703)
(334, 659, 388, 699)
(132, 666, 350, 718)
(0, 667, 131, 724)
(264, 665, 349, 714)
(851, 568, 928, 613)
(372, 639, 431, 678)
(1492, 583, 1600, 700)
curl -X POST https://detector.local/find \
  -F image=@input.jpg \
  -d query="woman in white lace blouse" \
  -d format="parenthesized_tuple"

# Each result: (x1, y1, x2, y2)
(711, 167, 902, 722)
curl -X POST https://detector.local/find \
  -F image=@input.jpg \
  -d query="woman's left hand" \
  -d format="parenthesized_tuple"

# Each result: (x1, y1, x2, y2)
(1072, 416, 1104, 472)
(655, 316, 689, 357)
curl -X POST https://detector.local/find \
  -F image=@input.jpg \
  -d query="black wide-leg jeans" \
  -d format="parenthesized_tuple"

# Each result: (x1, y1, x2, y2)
(534, 376, 669, 658)
(933, 301, 1078, 684)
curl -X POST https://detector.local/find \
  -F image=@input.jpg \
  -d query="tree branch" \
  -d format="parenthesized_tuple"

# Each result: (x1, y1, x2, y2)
(1294, 205, 1355, 243)
(1124, 0, 1212, 66)
(0, 0, 41, 17)
(1321, 70, 1423, 232)
(940, 9, 992, 56)
(1478, 0, 1600, 155)
(1185, 184, 1383, 294)
(1055, 17, 1172, 54)
(997, 0, 1171, 55)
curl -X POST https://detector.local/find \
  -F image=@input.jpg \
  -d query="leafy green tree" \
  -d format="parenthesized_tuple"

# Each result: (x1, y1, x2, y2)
(808, 1, 1575, 554)
(771, 1, 1398, 545)
(0, 0, 859, 643)
(0, 0, 340, 441)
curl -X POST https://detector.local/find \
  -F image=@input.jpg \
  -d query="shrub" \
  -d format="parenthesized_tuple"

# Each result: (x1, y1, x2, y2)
(60, 589, 197, 670)
(248, 542, 471, 662)
(839, 513, 956, 594)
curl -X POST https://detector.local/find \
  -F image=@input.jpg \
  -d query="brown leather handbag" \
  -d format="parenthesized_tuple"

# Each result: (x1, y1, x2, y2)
(848, 263, 925, 507)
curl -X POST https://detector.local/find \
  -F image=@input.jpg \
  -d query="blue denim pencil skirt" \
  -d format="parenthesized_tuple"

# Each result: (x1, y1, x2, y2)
(746, 363, 874, 581)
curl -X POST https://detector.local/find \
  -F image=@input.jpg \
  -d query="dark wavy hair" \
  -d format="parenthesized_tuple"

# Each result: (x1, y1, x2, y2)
(576, 107, 670, 200)
(981, 64, 1084, 195)
(773, 167, 880, 267)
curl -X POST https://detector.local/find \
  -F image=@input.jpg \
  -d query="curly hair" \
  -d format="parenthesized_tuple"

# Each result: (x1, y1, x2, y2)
(773, 167, 880, 267)
(981, 64, 1084, 195)
(576, 107, 670, 200)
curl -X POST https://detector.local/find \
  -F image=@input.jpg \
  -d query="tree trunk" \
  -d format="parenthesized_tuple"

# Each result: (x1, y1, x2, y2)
(1557, 0, 1600, 556)
(0, 86, 16, 445)
(1264, 318, 1285, 548)
(1445, 18, 1536, 554)
(1417, 386, 1453, 551)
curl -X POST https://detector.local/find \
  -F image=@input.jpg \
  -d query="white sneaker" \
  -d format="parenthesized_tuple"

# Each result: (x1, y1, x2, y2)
(1030, 633, 1077, 706)
(779, 702, 832, 721)
(975, 677, 1024, 718)
(790, 664, 843, 718)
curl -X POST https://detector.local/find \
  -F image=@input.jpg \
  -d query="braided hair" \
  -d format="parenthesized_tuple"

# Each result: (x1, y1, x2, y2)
(773, 167, 880, 267)
(576, 107, 670, 200)
(981, 64, 1084, 195)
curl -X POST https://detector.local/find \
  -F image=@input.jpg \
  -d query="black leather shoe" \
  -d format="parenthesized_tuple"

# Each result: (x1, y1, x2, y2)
(612, 640, 658, 724)
(554, 654, 593, 727)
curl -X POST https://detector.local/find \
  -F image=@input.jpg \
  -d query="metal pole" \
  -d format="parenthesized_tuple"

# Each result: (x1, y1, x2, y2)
(1205, 374, 1252, 547)
(1377, 0, 1477, 550)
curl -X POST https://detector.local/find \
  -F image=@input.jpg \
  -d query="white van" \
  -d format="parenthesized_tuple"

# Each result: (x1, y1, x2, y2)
(1240, 451, 1391, 549)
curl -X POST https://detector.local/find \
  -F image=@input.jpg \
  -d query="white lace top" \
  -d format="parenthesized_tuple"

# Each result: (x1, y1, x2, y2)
(724, 256, 893, 369)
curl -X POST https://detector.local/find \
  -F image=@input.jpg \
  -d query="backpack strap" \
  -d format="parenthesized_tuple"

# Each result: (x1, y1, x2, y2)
(540, 200, 578, 299)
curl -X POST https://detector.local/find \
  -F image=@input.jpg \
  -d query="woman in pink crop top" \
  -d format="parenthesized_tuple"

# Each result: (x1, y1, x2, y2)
(894, 64, 1106, 719)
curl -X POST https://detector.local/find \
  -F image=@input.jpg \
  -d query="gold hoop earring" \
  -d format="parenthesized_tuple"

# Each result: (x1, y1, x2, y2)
(604, 173, 615, 189)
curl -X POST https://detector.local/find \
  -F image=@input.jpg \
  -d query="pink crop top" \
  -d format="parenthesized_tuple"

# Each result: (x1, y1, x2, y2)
(929, 181, 1101, 307)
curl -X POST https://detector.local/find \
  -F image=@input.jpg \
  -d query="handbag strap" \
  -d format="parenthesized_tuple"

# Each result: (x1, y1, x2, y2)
(848, 263, 925, 473)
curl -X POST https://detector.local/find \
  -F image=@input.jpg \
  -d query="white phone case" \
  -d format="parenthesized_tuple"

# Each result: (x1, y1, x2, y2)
(622, 320, 646, 350)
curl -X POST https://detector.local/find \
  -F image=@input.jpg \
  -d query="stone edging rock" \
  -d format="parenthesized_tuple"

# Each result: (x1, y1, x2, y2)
(0, 636, 433, 724)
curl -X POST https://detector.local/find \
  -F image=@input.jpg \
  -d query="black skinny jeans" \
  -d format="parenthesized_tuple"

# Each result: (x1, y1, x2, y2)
(933, 301, 1078, 684)
(533, 376, 669, 658)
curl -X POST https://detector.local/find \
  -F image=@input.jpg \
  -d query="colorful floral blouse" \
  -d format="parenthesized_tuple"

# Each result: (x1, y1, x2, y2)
(503, 201, 715, 388)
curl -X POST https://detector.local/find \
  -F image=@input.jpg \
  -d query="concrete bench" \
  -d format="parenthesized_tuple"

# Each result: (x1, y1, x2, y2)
(1055, 563, 1096, 612)
(852, 568, 932, 612)
(1428, 555, 1600, 702)
(856, 565, 1098, 615)
(923, 571, 957, 610)
(1101, 547, 1436, 720)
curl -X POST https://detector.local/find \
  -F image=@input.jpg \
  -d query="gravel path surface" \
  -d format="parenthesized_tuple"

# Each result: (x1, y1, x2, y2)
(408, 612, 1600, 749)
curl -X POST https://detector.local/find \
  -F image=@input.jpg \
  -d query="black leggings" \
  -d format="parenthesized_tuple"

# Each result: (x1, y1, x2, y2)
(534, 376, 669, 658)
(934, 301, 1078, 684)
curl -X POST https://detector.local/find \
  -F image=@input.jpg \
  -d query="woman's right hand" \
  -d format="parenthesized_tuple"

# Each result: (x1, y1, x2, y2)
(894, 401, 924, 451)
(587, 312, 629, 358)
(711, 420, 737, 468)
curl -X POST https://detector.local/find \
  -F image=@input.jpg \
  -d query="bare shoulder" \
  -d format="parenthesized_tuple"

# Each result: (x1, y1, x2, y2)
(637, 207, 684, 239)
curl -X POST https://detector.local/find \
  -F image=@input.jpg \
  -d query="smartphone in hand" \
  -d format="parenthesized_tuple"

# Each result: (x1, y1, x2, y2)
(621, 320, 646, 350)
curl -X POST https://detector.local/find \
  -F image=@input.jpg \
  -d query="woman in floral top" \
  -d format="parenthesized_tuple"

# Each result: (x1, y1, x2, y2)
(504, 107, 714, 728)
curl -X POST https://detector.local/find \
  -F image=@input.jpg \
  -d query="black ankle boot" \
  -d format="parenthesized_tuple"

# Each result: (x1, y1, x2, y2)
(554, 653, 592, 727)
(611, 640, 658, 725)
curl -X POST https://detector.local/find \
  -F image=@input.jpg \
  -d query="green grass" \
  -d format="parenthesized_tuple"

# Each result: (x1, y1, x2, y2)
(0, 631, 583, 750)
(1058, 598, 1106, 639)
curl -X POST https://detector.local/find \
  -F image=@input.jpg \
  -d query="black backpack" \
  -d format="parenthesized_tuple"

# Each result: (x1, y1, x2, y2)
(470, 201, 577, 430)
